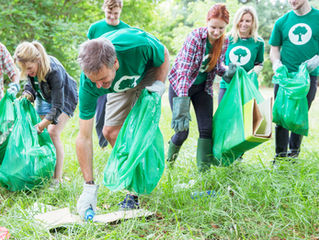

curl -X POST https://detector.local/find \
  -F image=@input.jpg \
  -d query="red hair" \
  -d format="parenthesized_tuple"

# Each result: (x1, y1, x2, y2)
(206, 4, 229, 72)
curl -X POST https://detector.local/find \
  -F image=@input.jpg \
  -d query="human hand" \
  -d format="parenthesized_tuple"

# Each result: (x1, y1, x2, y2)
(145, 80, 166, 97)
(305, 55, 319, 73)
(223, 63, 237, 83)
(272, 59, 283, 73)
(248, 65, 263, 75)
(171, 96, 191, 132)
(77, 183, 99, 219)
(7, 82, 20, 97)
(21, 91, 34, 102)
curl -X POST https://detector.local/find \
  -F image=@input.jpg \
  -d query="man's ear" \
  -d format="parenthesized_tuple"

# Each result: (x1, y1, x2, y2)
(114, 58, 119, 70)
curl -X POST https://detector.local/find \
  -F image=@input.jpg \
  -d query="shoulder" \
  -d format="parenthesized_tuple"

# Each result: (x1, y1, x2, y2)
(119, 20, 130, 28)
(256, 36, 264, 44)
(46, 56, 65, 79)
(190, 27, 207, 39)
(90, 19, 106, 28)
(184, 27, 207, 46)
(276, 11, 292, 24)
(310, 7, 319, 14)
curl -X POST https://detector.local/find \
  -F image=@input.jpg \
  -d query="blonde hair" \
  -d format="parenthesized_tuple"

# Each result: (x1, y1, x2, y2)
(230, 6, 259, 43)
(102, 0, 123, 10)
(14, 41, 50, 82)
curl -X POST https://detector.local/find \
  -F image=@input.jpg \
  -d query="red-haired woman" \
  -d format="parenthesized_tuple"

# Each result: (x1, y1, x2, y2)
(167, 4, 236, 172)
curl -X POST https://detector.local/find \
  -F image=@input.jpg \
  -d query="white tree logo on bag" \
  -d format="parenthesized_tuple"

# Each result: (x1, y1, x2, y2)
(289, 23, 312, 45)
(113, 75, 140, 92)
(229, 46, 251, 66)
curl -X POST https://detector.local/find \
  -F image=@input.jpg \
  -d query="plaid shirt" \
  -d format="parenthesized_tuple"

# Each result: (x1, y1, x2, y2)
(168, 27, 229, 97)
(0, 43, 17, 99)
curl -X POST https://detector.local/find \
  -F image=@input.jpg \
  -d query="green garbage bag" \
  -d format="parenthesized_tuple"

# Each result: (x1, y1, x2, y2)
(213, 67, 265, 166)
(272, 63, 310, 136)
(0, 98, 56, 191)
(0, 93, 16, 165)
(103, 89, 164, 194)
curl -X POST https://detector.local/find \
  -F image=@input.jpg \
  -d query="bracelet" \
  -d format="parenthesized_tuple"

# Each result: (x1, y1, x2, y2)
(86, 180, 95, 185)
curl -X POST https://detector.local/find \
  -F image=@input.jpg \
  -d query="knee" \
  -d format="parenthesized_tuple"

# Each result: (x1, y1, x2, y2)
(172, 131, 189, 146)
(48, 128, 60, 141)
(103, 127, 117, 142)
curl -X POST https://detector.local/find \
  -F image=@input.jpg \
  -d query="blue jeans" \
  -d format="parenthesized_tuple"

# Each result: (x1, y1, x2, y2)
(169, 82, 213, 146)
(35, 98, 52, 115)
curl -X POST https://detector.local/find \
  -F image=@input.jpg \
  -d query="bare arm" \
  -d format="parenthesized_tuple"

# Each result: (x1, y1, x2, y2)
(76, 118, 94, 182)
(153, 47, 170, 83)
(270, 46, 281, 64)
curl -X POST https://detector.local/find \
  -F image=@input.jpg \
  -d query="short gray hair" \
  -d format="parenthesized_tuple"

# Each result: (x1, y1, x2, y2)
(78, 38, 116, 74)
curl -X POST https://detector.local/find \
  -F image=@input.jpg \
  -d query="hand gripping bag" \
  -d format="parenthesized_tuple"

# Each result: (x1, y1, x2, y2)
(0, 98, 56, 191)
(103, 89, 164, 194)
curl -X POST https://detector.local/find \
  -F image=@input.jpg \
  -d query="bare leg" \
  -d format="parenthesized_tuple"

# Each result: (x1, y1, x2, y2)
(47, 113, 70, 181)
(102, 125, 122, 147)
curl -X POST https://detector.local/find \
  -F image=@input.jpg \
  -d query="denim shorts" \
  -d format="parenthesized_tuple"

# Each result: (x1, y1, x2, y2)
(35, 98, 52, 116)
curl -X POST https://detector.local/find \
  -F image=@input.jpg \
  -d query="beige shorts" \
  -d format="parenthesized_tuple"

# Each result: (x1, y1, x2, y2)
(104, 68, 156, 126)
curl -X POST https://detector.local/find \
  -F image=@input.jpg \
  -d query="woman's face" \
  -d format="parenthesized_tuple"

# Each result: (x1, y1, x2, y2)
(207, 18, 227, 41)
(238, 13, 253, 37)
(25, 61, 38, 77)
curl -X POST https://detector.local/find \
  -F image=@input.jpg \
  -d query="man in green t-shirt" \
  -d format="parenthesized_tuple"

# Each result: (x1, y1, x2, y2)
(269, 0, 319, 160)
(76, 27, 170, 219)
(87, 0, 129, 40)
(88, 0, 130, 149)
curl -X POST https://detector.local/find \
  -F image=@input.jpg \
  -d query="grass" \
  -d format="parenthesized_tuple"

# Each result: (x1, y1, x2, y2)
(1, 86, 319, 239)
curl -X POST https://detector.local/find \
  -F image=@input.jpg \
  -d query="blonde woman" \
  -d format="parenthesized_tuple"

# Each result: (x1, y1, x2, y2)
(14, 41, 78, 184)
(218, 6, 264, 103)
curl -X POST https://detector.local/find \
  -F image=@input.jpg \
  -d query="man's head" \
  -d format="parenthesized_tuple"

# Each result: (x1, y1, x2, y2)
(102, 0, 123, 26)
(288, 0, 309, 11)
(78, 38, 119, 89)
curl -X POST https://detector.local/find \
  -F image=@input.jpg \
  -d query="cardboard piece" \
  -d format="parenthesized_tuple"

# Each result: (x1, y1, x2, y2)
(230, 97, 273, 153)
(34, 207, 154, 229)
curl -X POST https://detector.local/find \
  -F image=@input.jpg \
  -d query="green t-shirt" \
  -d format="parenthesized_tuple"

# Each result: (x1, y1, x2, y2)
(87, 20, 130, 40)
(79, 28, 165, 120)
(193, 38, 212, 85)
(220, 36, 264, 88)
(33, 76, 45, 100)
(269, 7, 319, 75)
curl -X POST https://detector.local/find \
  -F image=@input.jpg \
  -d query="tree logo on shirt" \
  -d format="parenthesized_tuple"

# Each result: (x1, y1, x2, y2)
(199, 54, 210, 73)
(289, 23, 312, 45)
(113, 75, 140, 92)
(229, 46, 251, 66)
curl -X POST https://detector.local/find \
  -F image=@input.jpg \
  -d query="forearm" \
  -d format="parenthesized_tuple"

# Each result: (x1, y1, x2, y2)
(76, 119, 94, 182)
(270, 46, 281, 64)
(37, 118, 52, 131)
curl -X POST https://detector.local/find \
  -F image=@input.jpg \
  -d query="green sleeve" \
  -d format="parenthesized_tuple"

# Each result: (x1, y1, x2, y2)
(78, 72, 99, 120)
(269, 19, 282, 46)
(145, 36, 165, 67)
(87, 25, 93, 40)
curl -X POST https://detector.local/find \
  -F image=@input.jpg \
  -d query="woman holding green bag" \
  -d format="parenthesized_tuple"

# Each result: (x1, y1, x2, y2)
(218, 6, 264, 104)
(167, 3, 236, 172)
(14, 41, 78, 184)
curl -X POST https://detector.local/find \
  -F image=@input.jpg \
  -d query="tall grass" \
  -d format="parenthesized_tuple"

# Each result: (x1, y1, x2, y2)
(1, 87, 319, 239)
